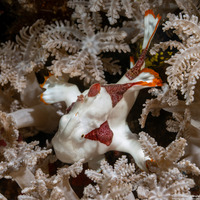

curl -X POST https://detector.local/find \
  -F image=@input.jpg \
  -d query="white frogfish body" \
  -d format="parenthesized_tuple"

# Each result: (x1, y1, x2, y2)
(40, 9, 162, 171)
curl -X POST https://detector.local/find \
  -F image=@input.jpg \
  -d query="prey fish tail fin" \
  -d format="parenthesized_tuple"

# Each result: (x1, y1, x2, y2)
(143, 9, 161, 50)
(125, 9, 161, 81)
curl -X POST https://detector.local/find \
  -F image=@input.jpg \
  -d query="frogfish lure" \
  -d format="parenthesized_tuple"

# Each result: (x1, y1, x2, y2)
(40, 9, 162, 171)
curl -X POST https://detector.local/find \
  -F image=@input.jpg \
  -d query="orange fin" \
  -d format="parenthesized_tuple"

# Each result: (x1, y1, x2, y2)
(139, 68, 163, 87)
(130, 56, 135, 68)
(40, 72, 53, 105)
(40, 93, 49, 105)
(40, 72, 53, 88)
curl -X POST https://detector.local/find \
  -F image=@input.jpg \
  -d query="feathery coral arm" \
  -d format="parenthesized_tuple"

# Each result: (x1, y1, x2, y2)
(8, 104, 60, 133)
(10, 166, 36, 189)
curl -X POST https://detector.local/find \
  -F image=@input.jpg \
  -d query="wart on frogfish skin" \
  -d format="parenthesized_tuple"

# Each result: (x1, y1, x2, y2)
(88, 83, 101, 97)
(77, 95, 84, 102)
(40, 9, 162, 171)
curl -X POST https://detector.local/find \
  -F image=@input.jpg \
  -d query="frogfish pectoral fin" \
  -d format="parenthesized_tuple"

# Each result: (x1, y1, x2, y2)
(40, 75, 81, 106)
(133, 68, 162, 87)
